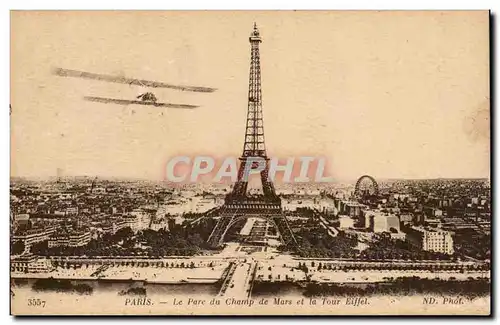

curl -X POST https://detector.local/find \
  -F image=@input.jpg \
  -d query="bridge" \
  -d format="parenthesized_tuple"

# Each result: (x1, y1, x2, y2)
(218, 260, 257, 298)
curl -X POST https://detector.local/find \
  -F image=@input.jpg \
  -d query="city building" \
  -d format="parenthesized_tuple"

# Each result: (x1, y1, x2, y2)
(14, 213, 30, 226)
(405, 226, 454, 255)
(339, 216, 355, 229)
(399, 213, 414, 224)
(336, 200, 366, 218)
(365, 212, 400, 233)
(10, 253, 37, 272)
(10, 254, 53, 273)
(424, 206, 443, 218)
(48, 230, 91, 248)
(27, 257, 53, 273)
(65, 206, 79, 215)
(12, 226, 57, 249)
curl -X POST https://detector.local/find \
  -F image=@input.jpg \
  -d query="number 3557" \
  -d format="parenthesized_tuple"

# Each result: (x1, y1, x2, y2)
(27, 299, 46, 307)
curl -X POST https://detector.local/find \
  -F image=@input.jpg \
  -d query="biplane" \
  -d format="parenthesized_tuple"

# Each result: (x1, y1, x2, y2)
(53, 68, 216, 109)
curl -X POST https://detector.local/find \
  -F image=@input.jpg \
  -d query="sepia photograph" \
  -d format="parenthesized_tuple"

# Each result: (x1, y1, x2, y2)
(9, 10, 491, 316)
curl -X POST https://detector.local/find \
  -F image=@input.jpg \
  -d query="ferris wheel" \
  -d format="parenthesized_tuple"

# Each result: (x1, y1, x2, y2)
(354, 175, 379, 198)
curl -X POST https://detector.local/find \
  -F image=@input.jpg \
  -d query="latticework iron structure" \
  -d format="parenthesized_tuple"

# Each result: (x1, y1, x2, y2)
(207, 24, 297, 248)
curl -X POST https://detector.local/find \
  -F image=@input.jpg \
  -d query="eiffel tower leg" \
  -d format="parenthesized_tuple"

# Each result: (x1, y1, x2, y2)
(260, 161, 278, 199)
(207, 215, 234, 248)
(230, 159, 249, 198)
(273, 215, 297, 247)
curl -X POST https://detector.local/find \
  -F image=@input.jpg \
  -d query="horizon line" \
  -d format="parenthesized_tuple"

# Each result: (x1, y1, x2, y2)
(10, 175, 490, 182)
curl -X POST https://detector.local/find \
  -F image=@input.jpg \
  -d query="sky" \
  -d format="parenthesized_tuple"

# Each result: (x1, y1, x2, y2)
(10, 11, 490, 181)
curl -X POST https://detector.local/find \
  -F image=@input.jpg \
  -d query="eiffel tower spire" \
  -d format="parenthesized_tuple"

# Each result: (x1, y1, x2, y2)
(243, 23, 266, 158)
(229, 24, 276, 199)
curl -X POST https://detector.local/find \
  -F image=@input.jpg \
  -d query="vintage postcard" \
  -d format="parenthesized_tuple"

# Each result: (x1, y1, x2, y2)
(10, 11, 491, 316)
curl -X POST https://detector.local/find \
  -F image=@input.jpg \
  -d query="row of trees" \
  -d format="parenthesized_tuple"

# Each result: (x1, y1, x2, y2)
(280, 213, 467, 262)
(361, 235, 455, 261)
(280, 222, 359, 258)
(453, 229, 491, 261)
(52, 260, 207, 269)
(31, 218, 222, 257)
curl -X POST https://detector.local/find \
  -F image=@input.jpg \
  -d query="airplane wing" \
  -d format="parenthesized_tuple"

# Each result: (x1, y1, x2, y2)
(54, 68, 216, 93)
(84, 96, 199, 109)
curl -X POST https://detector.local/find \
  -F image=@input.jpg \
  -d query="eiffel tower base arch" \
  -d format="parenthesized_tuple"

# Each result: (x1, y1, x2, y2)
(207, 201, 297, 248)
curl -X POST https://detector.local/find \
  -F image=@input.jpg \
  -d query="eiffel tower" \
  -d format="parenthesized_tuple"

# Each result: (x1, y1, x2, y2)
(207, 24, 297, 248)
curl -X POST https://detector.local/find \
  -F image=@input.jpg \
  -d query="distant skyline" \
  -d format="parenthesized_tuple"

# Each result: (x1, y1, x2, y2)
(11, 11, 490, 180)
(9, 175, 490, 183)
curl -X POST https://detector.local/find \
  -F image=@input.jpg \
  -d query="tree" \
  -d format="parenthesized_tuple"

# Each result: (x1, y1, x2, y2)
(11, 241, 25, 255)
(30, 240, 49, 255)
(114, 227, 134, 241)
(122, 238, 135, 249)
